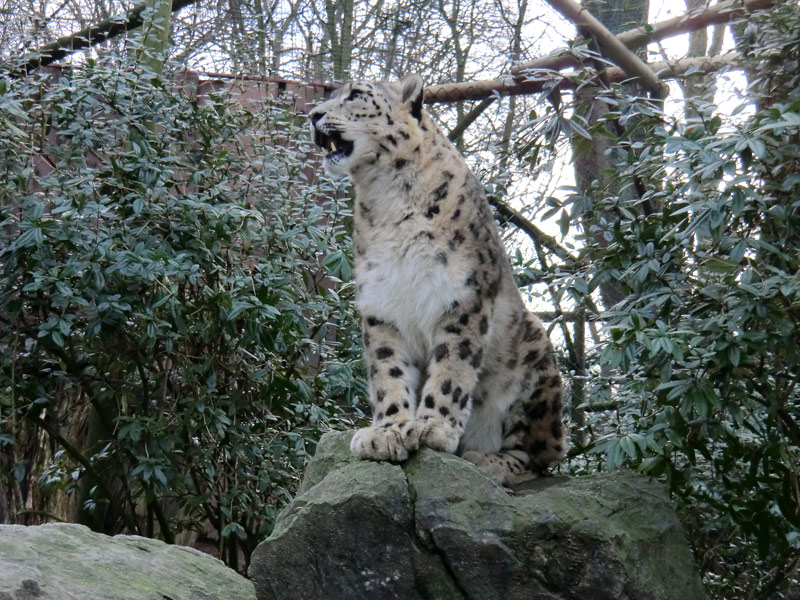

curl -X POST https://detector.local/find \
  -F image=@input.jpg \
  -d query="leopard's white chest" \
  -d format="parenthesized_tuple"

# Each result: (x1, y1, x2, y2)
(355, 232, 469, 355)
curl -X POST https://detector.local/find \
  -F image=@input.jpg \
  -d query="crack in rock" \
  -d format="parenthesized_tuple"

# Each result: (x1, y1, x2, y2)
(401, 465, 470, 600)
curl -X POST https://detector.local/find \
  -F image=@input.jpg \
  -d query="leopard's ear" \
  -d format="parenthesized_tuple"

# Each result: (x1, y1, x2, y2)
(400, 74, 424, 121)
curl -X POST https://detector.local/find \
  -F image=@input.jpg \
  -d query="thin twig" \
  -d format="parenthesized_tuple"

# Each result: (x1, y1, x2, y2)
(448, 97, 496, 143)
(489, 195, 576, 263)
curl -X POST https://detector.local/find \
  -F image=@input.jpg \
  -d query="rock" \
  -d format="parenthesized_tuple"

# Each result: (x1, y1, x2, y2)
(0, 522, 256, 600)
(249, 430, 706, 600)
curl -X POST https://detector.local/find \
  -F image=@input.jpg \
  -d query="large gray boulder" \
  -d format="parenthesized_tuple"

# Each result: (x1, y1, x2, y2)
(0, 522, 256, 600)
(250, 430, 706, 600)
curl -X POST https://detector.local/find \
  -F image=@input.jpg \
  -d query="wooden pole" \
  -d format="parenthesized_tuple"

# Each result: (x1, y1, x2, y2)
(541, 0, 668, 97)
(425, 52, 738, 104)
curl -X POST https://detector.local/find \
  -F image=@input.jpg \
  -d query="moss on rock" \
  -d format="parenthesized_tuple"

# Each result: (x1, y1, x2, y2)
(250, 430, 706, 600)
(0, 523, 255, 600)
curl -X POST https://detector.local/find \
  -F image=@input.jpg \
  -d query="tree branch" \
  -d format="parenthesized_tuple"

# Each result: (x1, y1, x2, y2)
(447, 97, 496, 142)
(510, 0, 773, 78)
(488, 195, 576, 263)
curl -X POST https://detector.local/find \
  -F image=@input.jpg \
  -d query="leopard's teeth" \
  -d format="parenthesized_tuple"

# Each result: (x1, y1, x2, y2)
(331, 140, 338, 152)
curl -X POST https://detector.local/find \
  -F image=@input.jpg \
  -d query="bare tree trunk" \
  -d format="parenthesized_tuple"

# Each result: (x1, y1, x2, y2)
(136, 0, 175, 76)
(437, 0, 477, 151)
(382, 6, 402, 78)
(253, 0, 268, 76)
(573, 0, 650, 310)
(339, 0, 353, 80)
(74, 406, 110, 530)
(326, 0, 354, 80)
(498, 0, 528, 164)
(680, 0, 728, 120)
(565, 0, 652, 426)
(270, 1, 303, 75)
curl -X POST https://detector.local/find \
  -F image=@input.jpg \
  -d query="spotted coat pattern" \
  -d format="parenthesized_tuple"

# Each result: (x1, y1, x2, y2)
(309, 75, 566, 485)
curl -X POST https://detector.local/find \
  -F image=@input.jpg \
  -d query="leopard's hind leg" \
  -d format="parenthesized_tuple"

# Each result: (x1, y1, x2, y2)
(462, 449, 532, 486)
(463, 317, 567, 486)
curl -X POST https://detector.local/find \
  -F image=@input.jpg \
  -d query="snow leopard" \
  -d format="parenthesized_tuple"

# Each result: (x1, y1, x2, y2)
(309, 74, 566, 485)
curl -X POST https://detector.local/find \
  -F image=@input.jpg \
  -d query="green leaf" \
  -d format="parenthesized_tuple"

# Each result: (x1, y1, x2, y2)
(619, 436, 638, 459)
(729, 240, 746, 264)
(558, 209, 570, 237)
(221, 522, 244, 539)
(13, 227, 43, 249)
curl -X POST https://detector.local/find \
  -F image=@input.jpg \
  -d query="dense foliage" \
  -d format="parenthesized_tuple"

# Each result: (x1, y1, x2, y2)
(525, 4, 800, 598)
(0, 63, 364, 569)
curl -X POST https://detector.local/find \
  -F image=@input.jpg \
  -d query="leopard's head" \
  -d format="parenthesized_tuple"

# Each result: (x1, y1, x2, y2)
(309, 74, 425, 177)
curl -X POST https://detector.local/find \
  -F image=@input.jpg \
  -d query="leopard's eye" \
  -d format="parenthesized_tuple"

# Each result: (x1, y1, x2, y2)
(346, 89, 364, 102)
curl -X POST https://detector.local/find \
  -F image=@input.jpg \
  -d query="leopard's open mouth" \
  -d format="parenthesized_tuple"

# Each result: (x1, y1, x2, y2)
(314, 127, 354, 159)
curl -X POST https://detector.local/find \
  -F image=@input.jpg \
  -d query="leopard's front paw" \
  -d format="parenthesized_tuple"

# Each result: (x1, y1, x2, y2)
(350, 425, 409, 463)
(402, 418, 460, 454)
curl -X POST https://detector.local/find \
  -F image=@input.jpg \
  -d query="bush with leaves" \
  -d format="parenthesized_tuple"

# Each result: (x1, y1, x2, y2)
(0, 62, 364, 570)
(519, 3, 800, 599)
